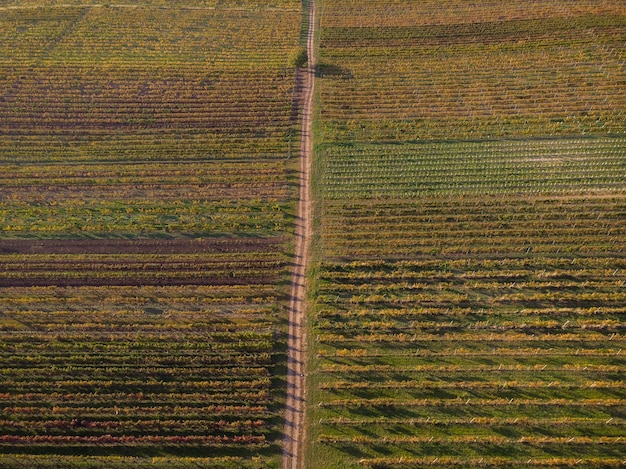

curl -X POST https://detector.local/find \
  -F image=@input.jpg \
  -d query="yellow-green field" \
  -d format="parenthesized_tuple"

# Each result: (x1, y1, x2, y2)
(308, 1, 626, 467)
(0, 1, 302, 468)
(1, 0, 626, 468)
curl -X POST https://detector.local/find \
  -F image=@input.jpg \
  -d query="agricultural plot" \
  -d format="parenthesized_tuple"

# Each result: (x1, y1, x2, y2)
(316, 0, 625, 142)
(0, 1, 301, 468)
(309, 1, 626, 468)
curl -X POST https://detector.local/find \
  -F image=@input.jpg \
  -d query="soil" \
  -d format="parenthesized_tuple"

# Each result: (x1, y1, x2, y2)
(282, 1, 315, 468)
(0, 237, 285, 255)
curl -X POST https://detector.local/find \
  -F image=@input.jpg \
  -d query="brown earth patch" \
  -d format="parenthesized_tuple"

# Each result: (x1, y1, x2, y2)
(0, 237, 285, 255)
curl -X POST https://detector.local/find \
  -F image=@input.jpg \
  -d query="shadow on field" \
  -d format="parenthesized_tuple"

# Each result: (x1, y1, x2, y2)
(315, 63, 353, 79)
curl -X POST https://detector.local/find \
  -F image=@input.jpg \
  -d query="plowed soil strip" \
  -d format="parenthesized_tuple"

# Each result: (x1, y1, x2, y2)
(0, 237, 285, 255)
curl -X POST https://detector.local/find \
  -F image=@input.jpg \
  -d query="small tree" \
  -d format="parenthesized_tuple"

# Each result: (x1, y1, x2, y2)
(289, 47, 308, 68)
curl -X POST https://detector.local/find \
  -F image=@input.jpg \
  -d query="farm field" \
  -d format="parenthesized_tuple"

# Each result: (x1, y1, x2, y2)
(0, 0, 302, 468)
(309, 1, 626, 468)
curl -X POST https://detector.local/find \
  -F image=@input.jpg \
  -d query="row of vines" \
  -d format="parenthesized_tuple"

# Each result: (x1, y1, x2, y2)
(0, 1, 302, 468)
(317, 1, 625, 142)
(310, 0, 626, 467)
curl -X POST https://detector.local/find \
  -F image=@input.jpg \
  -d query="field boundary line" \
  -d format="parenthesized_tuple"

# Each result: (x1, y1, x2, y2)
(282, 0, 315, 468)
(0, 4, 300, 11)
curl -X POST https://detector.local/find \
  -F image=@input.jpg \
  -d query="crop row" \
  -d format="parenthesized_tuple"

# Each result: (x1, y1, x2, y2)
(0, 418, 269, 437)
(0, 284, 278, 310)
(359, 457, 625, 469)
(319, 114, 624, 143)
(0, 160, 286, 184)
(0, 161, 291, 205)
(0, 434, 268, 450)
(322, 441, 625, 466)
(0, 200, 291, 239)
(321, 195, 626, 259)
(1, 0, 299, 7)
(311, 1, 625, 467)
(0, 0, 301, 264)
(319, 138, 626, 198)
(312, 249, 625, 465)
(0, 252, 286, 287)
(321, 16, 625, 47)
(0, 73, 293, 133)
(0, 282, 284, 458)
(1, 5, 300, 67)
(0, 67, 293, 101)
(0, 0, 302, 466)
(315, 241, 626, 467)
(0, 129, 296, 162)
(320, 0, 624, 28)
(0, 220, 287, 464)
(317, 4, 625, 141)
(0, 454, 272, 469)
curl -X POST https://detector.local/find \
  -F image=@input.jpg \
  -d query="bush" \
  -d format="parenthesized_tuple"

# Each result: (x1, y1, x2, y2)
(289, 47, 308, 68)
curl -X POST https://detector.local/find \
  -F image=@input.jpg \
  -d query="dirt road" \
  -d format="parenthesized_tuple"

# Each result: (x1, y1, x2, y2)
(282, 1, 315, 468)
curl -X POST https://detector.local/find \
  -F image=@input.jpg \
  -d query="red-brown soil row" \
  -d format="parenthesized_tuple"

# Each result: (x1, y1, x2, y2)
(0, 276, 278, 288)
(0, 237, 285, 255)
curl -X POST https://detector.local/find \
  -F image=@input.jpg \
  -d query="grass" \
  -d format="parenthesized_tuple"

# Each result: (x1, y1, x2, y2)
(0, 0, 302, 467)
(307, 0, 626, 467)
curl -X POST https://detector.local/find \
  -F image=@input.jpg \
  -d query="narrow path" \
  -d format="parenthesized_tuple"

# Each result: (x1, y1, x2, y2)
(282, 1, 315, 468)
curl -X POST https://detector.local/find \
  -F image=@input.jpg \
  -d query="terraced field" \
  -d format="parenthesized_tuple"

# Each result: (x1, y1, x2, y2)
(0, 1, 302, 467)
(309, 1, 626, 468)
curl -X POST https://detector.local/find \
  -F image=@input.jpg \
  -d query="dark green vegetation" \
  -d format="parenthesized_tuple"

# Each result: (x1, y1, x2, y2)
(0, 1, 302, 467)
(309, 0, 626, 467)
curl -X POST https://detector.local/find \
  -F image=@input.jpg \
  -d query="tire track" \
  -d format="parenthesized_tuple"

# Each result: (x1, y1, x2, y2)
(282, 0, 315, 468)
